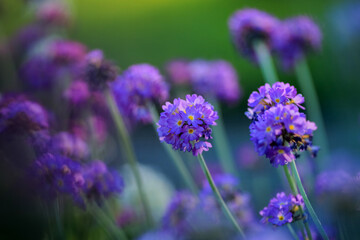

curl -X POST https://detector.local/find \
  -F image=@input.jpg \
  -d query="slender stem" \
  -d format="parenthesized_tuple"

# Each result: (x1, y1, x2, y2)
(287, 224, 300, 240)
(283, 165, 313, 240)
(211, 100, 238, 177)
(89, 204, 128, 240)
(290, 161, 329, 240)
(197, 153, 246, 238)
(148, 103, 198, 194)
(294, 58, 329, 164)
(253, 40, 279, 85)
(54, 198, 64, 239)
(105, 89, 154, 227)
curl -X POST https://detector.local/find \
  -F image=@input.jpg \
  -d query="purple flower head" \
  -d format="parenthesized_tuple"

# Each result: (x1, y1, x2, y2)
(138, 230, 176, 240)
(11, 24, 45, 57)
(228, 8, 280, 62)
(116, 208, 137, 228)
(246, 82, 316, 167)
(157, 94, 218, 156)
(236, 143, 262, 170)
(165, 59, 191, 85)
(201, 174, 239, 200)
(50, 132, 90, 161)
(83, 49, 118, 90)
(36, 2, 71, 27)
(272, 16, 322, 70)
(189, 60, 241, 104)
(31, 153, 83, 199)
(20, 56, 59, 90)
(0, 96, 49, 135)
(162, 191, 198, 236)
(260, 192, 304, 227)
(63, 80, 90, 107)
(81, 160, 124, 203)
(112, 63, 169, 124)
(50, 40, 87, 65)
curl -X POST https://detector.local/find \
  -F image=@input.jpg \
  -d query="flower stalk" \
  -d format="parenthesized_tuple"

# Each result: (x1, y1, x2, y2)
(253, 40, 278, 85)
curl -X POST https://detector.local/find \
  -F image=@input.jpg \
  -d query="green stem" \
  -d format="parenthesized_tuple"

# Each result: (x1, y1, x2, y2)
(253, 40, 279, 85)
(197, 153, 246, 238)
(211, 100, 238, 177)
(287, 224, 300, 240)
(54, 198, 63, 239)
(105, 89, 154, 227)
(148, 103, 198, 194)
(283, 165, 313, 240)
(290, 161, 329, 240)
(294, 58, 329, 164)
(89, 204, 128, 240)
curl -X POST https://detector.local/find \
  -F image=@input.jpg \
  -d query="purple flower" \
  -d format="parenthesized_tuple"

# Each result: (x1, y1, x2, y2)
(138, 230, 177, 240)
(63, 80, 90, 106)
(162, 191, 198, 236)
(272, 16, 322, 70)
(112, 63, 169, 124)
(260, 192, 304, 227)
(246, 82, 316, 167)
(20, 56, 59, 90)
(11, 24, 45, 57)
(0, 96, 49, 135)
(31, 153, 83, 199)
(81, 160, 124, 203)
(165, 59, 191, 85)
(50, 132, 90, 161)
(228, 8, 280, 62)
(36, 2, 71, 27)
(50, 40, 87, 65)
(188, 60, 241, 104)
(83, 49, 118, 90)
(236, 143, 262, 170)
(157, 94, 218, 156)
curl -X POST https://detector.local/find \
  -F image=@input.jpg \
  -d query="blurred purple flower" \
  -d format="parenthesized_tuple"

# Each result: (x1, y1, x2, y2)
(165, 59, 191, 85)
(137, 230, 177, 240)
(83, 49, 118, 90)
(188, 60, 241, 104)
(228, 8, 280, 62)
(11, 24, 45, 57)
(63, 80, 90, 106)
(36, 2, 71, 27)
(50, 132, 89, 161)
(236, 143, 262, 170)
(272, 16, 322, 70)
(112, 63, 168, 124)
(50, 40, 87, 65)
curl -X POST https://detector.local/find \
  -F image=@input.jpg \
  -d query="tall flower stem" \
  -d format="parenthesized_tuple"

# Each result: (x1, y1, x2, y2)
(287, 224, 300, 240)
(290, 161, 329, 240)
(148, 103, 198, 194)
(197, 153, 246, 238)
(54, 198, 64, 239)
(294, 58, 329, 164)
(283, 165, 313, 240)
(105, 89, 154, 227)
(253, 40, 278, 85)
(211, 99, 239, 177)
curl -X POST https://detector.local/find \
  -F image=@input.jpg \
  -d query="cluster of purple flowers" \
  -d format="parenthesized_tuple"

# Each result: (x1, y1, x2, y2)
(228, 8, 322, 69)
(49, 132, 90, 161)
(157, 94, 218, 156)
(246, 82, 318, 167)
(32, 153, 123, 205)
(260, 192, 304, 226)
(165, 59, 241, 104)
(112, 64, 169, 124)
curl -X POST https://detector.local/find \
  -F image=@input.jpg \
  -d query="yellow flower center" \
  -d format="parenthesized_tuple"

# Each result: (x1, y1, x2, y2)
(188, 129, 194, 134)
(188, 115, 194, 121)
(177, 120, 182, 126)
(289, 125, 295, 130)
(275, 98, 280, 103)
(57, 179, 64, 187)
(278, 215, 284, 221)
(275, 116, 280, 120)
(266, 127, 272, 132)
(278, 149, 285, 154)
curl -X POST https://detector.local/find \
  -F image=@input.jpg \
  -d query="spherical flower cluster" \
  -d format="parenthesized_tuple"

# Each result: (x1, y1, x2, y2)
(31, 153, 83, 199)
(165, 59, 191, 85)
(272, 16, 322, 70)
(188, 60, 241, 104)
(157, 94, 218, 156)
(0, 96, 49, 135)
(50, 132, 90, 161)
(80, 160, 124, 204)
(228, 8, 280, 62)
(50, 40, 87, 65)
(162, 191, 198, 235)
(83, 49, 118, 90)
(63, 80, 90, 106)
(112, 63, 169, 123)
(260, 192, 304, 227)
(200, 174, 255, 229)
(246, 82, 318, 167)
